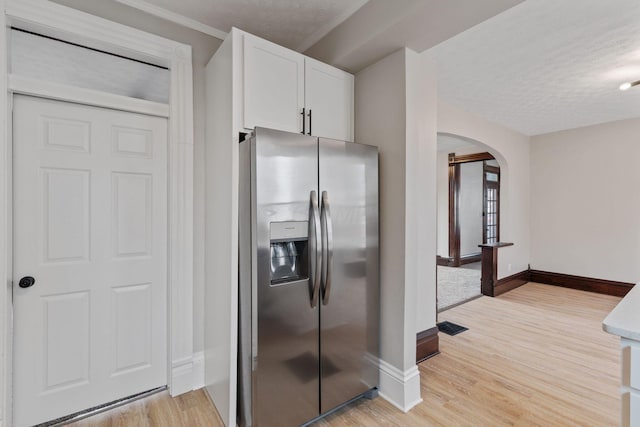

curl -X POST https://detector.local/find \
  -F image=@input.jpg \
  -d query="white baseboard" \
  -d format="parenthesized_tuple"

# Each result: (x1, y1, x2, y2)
(378, 359, 422, 412)
(171, 356, 195, 396)
(192, 351, 205, 390)
(170, 352, 206, 396)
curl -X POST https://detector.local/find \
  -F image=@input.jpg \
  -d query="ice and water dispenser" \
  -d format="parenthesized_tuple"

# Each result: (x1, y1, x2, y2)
(269, 221, 309, 285)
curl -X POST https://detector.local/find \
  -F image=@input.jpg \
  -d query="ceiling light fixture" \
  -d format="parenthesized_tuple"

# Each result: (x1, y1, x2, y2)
(619, 80, 640, 90)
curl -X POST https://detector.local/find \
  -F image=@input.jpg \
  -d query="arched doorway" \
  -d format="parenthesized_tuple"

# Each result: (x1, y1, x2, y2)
(436, 133, 503, 311)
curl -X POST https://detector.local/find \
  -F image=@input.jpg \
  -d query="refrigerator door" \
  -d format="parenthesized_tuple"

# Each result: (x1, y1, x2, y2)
(254, 128, 320, 427)
(319, 138, 379, 414)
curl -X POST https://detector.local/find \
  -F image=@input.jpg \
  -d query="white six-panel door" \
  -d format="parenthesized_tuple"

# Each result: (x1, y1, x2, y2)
(12, 95, 168, 426)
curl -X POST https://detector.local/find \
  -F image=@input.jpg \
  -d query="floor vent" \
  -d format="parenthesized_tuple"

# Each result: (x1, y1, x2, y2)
(437, 321, 468, 336)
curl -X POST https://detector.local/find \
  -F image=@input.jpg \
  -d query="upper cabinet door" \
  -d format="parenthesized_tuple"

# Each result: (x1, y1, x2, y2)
(243, 33, 305, 133)
(305, 57, 354, 142)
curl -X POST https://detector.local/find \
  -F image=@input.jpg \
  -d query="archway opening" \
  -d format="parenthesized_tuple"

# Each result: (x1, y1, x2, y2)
(436, 133, 505, 311)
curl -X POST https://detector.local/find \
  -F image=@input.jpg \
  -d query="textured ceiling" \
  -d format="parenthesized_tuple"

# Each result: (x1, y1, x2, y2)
(305, 0, 524, 73)
(134, 0, 368, 51)
(431, 0, 640, 136)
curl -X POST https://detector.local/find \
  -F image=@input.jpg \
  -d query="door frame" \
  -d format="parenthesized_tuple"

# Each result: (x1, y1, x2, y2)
(0, 0, 195, 424)
(445, 152, 494, 267)
(482, 163, 501, 244)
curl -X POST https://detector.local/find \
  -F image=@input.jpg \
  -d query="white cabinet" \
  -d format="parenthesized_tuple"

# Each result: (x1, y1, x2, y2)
(243, 34, 305, 134)
(623, 390, 640, 427)
(242, 32, 354, 141)
(620, 339, 640, 426)
(631, 344, 640, 389)
(305, 57, 354, 142)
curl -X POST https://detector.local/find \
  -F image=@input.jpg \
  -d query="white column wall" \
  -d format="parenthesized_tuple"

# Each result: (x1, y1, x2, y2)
(355, 47, 437, 412)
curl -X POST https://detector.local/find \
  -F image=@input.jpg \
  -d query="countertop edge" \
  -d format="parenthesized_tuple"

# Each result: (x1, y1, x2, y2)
(602, 283, 640, 341)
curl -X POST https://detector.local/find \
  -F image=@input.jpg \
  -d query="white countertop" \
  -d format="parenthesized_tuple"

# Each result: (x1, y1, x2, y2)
(603, 284, 640, 341)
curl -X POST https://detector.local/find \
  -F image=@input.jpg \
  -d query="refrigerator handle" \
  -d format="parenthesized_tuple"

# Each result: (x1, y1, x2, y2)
(309, 190, 322, 308)
(321, 190, 333, 305)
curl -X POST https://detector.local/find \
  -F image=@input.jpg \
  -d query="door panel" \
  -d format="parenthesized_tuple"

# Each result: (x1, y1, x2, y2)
(43, 168, 90, 262)
(305, 58, 354, 142)
(112, 172, 152, 257)
(43, 291, 90, 391)
(13, 95, 168, 426)
(318, 139, 379, 413)
(244, 34, 305, 133)
(111, 283, 152, 374)
(253, 128, 319, 427)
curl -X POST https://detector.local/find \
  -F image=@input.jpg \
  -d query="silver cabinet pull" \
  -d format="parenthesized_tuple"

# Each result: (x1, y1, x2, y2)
(309, 191, 322, 307)
(321, 190, 333, 305)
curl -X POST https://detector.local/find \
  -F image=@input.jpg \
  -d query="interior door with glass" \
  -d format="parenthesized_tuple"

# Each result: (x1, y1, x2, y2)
(483, 163, 500, 244)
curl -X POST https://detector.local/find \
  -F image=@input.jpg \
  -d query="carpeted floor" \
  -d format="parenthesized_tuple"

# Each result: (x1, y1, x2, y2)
(437, 264, 481, 311)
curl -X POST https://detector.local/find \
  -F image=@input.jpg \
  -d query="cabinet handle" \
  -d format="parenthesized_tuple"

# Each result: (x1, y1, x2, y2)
(301, 108, 306, 134)
(307, 109, 312, 136)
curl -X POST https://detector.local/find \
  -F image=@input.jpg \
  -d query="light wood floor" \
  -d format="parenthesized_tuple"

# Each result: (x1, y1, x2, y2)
(67, 283, 622, 426)
(66, 388, 223, 427)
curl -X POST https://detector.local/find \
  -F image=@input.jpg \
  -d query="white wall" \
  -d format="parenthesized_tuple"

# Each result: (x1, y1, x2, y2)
(438, 101, 530, 279)
(355, 47, 436, 411)
(406, 51, 438, 343)
(531, 118, 640, 283)
(356, 49, 407, 369)
(459, 161, 484, 256)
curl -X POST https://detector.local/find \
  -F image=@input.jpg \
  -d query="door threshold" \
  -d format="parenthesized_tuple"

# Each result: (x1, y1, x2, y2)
(438, 294, 483, 313)
(39, 386, 166, 426)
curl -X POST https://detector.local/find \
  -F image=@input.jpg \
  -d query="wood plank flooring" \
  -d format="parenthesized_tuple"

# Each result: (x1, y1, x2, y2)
(67, 283, 622, 426)
(66, 388, 223, 427)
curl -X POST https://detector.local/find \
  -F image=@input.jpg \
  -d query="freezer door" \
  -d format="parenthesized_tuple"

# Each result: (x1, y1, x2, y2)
(253, 128, 320, 427)
(319, 138, 379, 414)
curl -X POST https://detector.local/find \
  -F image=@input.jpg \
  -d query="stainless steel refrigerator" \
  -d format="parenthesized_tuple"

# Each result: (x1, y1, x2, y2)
(238, 127, 379, 427)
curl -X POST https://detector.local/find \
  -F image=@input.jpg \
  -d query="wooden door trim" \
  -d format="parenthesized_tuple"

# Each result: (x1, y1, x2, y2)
(2, 2, 196, 423)
(448, 154, 461, 266)
(482, 163, 501, 244)
(449, 152, 494, 164)
(448, 152, 495, 266)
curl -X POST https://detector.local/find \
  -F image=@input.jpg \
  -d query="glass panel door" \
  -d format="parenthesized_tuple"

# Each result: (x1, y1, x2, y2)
(483, 165, 500, 244)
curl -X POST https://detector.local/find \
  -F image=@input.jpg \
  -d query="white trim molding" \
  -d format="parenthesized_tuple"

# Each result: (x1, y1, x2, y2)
(8, 75, 170, 118)
(169, 351, 205, 400)
(192, 351, 205, 390)
(167, 41, 195, 397)
(171, 356, 195, 396)
(0, 1, 10, 425)
(378, 359, 423, 413)
(114, 0, 228, 40)
(2, 0, 196, 423)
